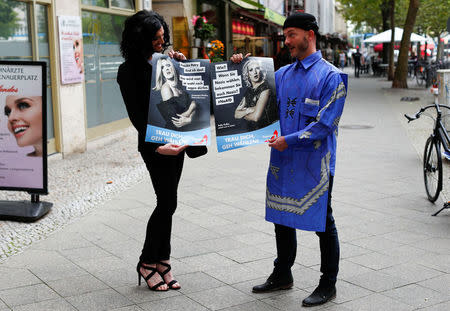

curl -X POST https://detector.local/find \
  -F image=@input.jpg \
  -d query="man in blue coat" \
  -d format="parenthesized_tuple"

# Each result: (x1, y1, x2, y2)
(238, 13, 348, 307)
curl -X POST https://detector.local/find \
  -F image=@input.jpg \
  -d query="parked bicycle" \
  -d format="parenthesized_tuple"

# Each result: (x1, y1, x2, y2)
(405, 87, 450, 215)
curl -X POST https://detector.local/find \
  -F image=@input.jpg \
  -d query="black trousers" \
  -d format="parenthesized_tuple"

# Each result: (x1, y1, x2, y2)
(273, 176, 340, 287)
(139, 150, 184, 264)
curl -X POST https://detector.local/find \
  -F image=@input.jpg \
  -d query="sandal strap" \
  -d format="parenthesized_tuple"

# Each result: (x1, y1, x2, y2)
(150, 281, 166, 291)
(144, 269, 158, 282)
(167, 279, 178, 287)
(158, 262, 171, 275)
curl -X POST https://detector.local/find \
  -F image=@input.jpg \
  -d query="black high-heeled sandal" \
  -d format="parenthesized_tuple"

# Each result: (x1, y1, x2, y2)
(158, 261, 181, 290)
(136, 262, 168, 291)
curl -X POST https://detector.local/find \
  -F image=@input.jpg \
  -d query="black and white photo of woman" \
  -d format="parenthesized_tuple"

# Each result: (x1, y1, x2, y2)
(234, 58, 277, 130)
(153, 57, 197, 131)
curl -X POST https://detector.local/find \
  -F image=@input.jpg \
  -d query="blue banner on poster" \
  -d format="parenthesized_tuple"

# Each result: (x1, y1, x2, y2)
(146, 125, 209, 145)
(216, 121, 280, 152)
(145, 54, 211, 146)
(211, 57, 280, 152)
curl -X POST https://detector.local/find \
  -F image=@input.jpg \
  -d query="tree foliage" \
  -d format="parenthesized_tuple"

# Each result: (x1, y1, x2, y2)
(0, 0, 20, 39)
(415, 0, 449, 36)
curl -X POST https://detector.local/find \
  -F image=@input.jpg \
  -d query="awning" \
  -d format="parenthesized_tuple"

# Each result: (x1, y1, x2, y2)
(231, 0, 264, 10)
(264, 8, 286, 26)
(229, 0, 285, 27)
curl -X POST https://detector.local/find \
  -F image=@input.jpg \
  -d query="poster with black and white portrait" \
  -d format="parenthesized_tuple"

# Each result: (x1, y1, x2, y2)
(211, 57, 280, 152)
(146, 54, 211, 146)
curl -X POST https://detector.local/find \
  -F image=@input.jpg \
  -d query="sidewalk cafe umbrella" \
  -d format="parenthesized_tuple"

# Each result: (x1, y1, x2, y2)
(364, 27, 431, 43)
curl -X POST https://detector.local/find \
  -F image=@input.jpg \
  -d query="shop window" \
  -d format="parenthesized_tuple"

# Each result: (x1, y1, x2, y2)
(82, 0, 135, 10)
(0, 1, 54, 140)
(82, 11, 128, 128)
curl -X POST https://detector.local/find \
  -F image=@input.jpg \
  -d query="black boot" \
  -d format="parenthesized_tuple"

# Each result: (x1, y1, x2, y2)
(302, 284, 336, 307)
(252, 271, 293, 293)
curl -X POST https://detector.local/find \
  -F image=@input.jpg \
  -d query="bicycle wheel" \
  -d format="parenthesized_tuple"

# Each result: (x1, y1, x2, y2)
(423, 136, 443, 202)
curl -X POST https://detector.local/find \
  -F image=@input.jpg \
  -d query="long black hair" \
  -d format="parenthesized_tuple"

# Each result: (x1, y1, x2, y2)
(120, 10, 170, 61)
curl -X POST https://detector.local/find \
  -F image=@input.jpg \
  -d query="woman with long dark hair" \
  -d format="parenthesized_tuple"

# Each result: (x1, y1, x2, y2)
(117, 10, 187, 292)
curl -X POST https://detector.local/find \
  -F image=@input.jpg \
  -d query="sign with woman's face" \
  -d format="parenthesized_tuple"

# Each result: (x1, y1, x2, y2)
(0, 61, 48, 194)
(58, 16, 84, 84)
(211, 57, 280, 152)
(146, 54, 211, 146)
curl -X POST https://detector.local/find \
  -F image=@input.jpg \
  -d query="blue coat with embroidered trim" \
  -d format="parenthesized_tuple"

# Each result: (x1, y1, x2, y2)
(265, 51, 348, 232)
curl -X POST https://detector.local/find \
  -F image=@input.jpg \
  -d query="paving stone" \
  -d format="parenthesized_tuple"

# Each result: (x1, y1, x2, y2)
(219, 300, 281, 311)
(173, 227, 223, 242)
(379, 263, 444, 284)
(193, 237, 249, 253)
(348, 236, 405, 252)
(29, 261, 89, 283)
(114, 285, 181, 304)
(179, 253, 236, 271)
(219, 246, 273, 263)
(33, 233, 93, 251)
(0, 299, 9, 310)
(46, 274, 109, 297)
(11, 298, 77, 311)
(339, 293, 414, 311)
(91, 268, 137, 288)
(337, 259, 374, 280)
(0, 267, 41, 291)
(66, 288, 133, 311)
(417, 253, 450, 273)
(381, 230, 431, 244)
(382, 284, 447, 309)
(204, 263, 265, 285)
(139, 295, 208, 311)
(345, 270, 410, 292)
(58, 246, 113, 262)
(176, 271, 225, 294)
(76, 256, 131, 274)
(0, 284, 59, 307)
(110, 306, 145, 311)
(418, 300, 450, 311)
(187, 285, 255, 310)
(418, 274, 450, 295)
(346, 251, 404, 270)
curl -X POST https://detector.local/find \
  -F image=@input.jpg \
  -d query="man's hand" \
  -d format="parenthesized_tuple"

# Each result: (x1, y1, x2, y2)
(168, 50, 187, 61)
(156, 143, 188, 155)
(268, 136, 288, 152)
(230, 53, 251, 64)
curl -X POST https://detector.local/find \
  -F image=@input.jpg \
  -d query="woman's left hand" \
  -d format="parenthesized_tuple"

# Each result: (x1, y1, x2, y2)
(168, 50, 187, 61)
(172, 114, 192, 128)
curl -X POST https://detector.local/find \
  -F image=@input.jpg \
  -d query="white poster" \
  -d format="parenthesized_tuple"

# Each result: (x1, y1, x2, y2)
(58, 16, 84, 84)
(0, 61, 47, 192)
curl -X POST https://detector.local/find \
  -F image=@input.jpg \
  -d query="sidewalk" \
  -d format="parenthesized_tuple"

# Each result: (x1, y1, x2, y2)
(0, 71, 449, 311)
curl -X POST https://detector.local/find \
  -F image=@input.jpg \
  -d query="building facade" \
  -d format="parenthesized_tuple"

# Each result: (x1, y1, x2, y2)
(1, 1, 345, 158)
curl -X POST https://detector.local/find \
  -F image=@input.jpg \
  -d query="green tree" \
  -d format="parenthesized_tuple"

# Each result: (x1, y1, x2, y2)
(415, 0, 449, 60)
(0, 0, 20, 39)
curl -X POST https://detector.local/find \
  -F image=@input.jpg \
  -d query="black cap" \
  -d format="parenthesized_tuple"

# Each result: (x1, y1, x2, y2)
(283, 12, 319, 32)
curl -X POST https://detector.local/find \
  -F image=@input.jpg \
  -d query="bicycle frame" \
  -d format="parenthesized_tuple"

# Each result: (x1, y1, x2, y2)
(405, 89, 450, 215)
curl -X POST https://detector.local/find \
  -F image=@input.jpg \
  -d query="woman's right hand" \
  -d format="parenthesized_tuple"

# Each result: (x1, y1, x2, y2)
(156, 143, 188, 155)
(230, 53, 251, 64)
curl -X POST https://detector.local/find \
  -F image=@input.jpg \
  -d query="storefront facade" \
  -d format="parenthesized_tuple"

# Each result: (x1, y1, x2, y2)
(0, 0, 148, 156)
(0, 0, 287, 157)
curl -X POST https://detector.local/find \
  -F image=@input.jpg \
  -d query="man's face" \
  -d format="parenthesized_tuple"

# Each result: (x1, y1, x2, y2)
(283, 27, 311, 60)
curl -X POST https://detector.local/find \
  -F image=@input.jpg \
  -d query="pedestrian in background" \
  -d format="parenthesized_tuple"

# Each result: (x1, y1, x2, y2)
(117, 10, 187, 292)
(352, 48, 362, 77)
(231, 12, 347, 307)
